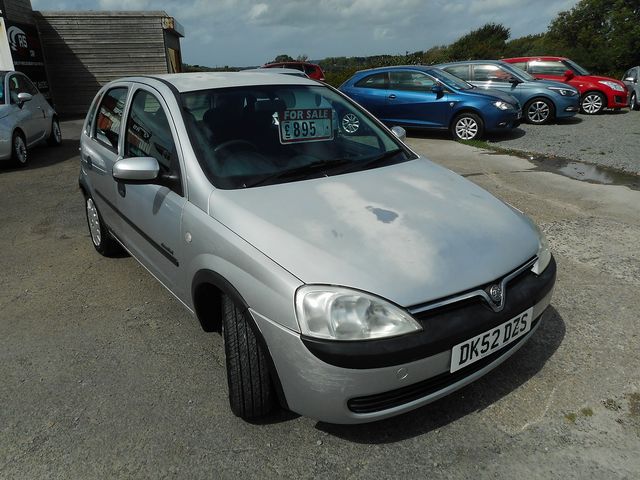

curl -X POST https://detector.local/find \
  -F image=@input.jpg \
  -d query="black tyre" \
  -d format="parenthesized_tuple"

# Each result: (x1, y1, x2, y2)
(85, 194, 121, 256)
(580, 91, 605, 114)
(222, 294, 276, 420)
(631, 92, 639, 111)
(47, 117, 62, 146)
(450, 112, 484, 141)
(11, 131, 28, 167)
(524, 98, 555, 125)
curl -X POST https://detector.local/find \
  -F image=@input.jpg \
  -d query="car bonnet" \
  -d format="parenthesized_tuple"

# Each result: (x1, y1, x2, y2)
(208, 158, 539, 308)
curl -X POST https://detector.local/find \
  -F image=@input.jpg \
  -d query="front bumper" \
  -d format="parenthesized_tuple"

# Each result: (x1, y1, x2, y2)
(555, 96, 581, 118)
(254, 256, 556, 424)
(485, 108, 521, 132)
(604, 89, 630, 109)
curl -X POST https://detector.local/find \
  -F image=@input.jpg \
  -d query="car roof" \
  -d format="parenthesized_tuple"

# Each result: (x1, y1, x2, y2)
(115, 72, 319, 93)
(242, 68, 309, 77)
(435, 60, 510, 67)
(265, 61, 320, 67)
(354, 65, 435, 75)
(503, 56, 568, 62)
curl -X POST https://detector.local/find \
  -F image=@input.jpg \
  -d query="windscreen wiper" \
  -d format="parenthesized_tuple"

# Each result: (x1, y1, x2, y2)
(245, 158, 352, 188)
(355, 149, 406, 170)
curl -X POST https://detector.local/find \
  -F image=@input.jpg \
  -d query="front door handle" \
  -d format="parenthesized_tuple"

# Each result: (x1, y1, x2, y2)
(388, 94, 397, 99)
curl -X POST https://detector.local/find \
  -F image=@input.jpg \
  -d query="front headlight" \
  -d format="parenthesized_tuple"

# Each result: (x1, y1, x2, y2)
(295, 286, 422, 341)
(531, 228, 552, 275)
(548, 86, 577, 96)
(493, 100, 510, 110)
(598, 81, 625, 92)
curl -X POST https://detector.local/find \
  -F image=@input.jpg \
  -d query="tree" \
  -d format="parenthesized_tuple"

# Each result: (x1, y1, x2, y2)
(546, 0, 640, 75)
(448, 23, 510, 60)
(273, 54, 294, 63)
(296, 54, 309, 62)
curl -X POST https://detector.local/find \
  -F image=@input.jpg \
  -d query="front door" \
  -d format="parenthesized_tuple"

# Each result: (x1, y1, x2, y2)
(384, 70, 449, 128)
(116, 86, 187, 298)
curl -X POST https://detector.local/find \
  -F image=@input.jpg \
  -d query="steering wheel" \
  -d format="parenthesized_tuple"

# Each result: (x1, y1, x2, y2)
(214, 139, 258, 155)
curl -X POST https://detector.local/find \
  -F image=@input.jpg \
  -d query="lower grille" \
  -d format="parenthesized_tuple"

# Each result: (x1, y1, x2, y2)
(347, 317, 539, 414)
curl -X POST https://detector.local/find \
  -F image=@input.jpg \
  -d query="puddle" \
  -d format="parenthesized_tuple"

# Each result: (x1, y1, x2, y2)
(480, 150, 640, 191)
(531, 157, 640, 190)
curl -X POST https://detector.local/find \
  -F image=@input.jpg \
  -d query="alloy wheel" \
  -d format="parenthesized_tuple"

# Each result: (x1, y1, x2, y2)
(527, 101, 550, 124)
(14, 135, 27, 164)
(341, 113, 360, 133)
(53, 120, 62, 143)
(582, 94, 603, 114)
(454, 117, 479, 140)
(86, 198, 102, 247)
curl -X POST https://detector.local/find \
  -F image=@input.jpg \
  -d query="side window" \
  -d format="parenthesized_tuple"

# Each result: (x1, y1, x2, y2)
(125, 89, 182, 195)
(528, 61, 567, 75)
(304, 65, 317, 75)
(473, 65, 512, 82)
(443, 65, 470, 81)
(95, 87, 128, 150)
(389, 71, 435, 92)
(8, 75, 20, 104)
(509, 61, 527, 71)
(84, 92, 103, 136)
(17, 75, 38, 95)
(354, 72, 388, 89)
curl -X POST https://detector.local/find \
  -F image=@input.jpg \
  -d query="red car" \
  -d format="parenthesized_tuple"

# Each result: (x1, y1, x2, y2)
(262, 61, 325, 81)
(503, 56, 629, 115)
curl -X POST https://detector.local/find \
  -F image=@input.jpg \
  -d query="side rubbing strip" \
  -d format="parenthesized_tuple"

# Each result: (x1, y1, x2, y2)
(95, 189, 179, 267)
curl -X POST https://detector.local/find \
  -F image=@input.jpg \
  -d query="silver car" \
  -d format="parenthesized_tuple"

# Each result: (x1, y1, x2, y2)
(0, 71, 61, 166)
(623, 66, 639, 110)
(79, 73, 556, 424)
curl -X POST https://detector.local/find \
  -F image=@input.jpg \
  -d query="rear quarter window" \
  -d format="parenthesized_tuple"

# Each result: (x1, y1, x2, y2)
(354, 73, 388, 89)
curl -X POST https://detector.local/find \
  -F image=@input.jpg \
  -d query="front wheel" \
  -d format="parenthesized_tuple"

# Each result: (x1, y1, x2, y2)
(524, 98, 554, 124)
(451, 113, 483, 141)
(630, 92, 639, 111)
(47, 117, 62, 146)
(85, 195, 121, 256)
(11, 132, 28, 167)
(222, 294, 276, 420)
(581, 92, 605, 114)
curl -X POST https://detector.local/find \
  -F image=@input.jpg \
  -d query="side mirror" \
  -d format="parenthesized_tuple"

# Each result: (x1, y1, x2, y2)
(564, 70, 575, 81)
(508, 76, 521, 85)
(112, 157, 159, 183)
(624, 77, 637, 84)
(431, 84, 444, 97)
(391, 126, 407, 141)
(17, 92, 32, 107)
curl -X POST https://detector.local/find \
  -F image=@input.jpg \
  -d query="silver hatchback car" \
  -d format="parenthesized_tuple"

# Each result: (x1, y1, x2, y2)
(0, 71, 61, 166)
(79, 73, 556, 424)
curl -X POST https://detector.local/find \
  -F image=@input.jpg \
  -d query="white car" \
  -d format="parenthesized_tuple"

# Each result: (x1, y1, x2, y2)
(0, 71, 61, 166)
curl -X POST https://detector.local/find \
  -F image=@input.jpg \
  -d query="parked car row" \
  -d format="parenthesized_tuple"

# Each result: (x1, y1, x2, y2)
(337, 57, 631, 141)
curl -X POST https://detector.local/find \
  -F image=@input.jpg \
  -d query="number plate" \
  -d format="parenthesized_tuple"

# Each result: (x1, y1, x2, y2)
(450, 307, 533, 373)
(278, 109, 333, 144)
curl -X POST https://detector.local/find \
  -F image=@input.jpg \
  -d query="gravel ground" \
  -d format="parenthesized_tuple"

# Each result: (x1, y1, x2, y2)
(486, 109, 640, 175)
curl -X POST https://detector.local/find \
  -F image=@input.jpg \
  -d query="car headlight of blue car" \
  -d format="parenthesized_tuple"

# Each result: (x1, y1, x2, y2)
(493, 100, 512, 110)
(547, 86, 578, 96)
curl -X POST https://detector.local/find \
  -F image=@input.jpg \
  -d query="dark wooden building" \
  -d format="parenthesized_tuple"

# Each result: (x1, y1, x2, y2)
(35, 11, 184, 116)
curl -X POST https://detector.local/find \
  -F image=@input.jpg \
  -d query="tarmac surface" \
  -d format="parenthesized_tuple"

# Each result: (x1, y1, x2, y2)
(0, 120, 638, 479)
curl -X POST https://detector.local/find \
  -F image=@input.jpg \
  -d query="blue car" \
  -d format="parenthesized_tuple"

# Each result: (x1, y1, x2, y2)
(436, 60, 580, 125)
(339, 65, 522, 141)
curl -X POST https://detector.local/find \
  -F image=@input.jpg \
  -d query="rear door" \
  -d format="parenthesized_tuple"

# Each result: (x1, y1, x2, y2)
(384, 70, 449, 128)
(116, 85, 187, 297)
(345, 72, 389, 118)
(80, 85, 130, 234)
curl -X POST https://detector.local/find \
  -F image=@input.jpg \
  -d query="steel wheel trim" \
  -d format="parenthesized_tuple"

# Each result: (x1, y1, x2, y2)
(342, 113, 360, 133)
(86, 198, 102, 247)
(582, 94, 603, 114)
(527, 101, 550, 123)
(455, 117, 479, 140)
(53, 120, 62, 143)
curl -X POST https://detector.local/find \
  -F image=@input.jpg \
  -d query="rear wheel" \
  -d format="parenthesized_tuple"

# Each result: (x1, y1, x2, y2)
(451, 113, 483, 141)
(47, 117, 62, 146)
(85, 195, 121, 256)
(222, 294, 276, 420)
(11, 131, 27, 167)
(524, 98, 554, 124)
(581, 92, 605, 114)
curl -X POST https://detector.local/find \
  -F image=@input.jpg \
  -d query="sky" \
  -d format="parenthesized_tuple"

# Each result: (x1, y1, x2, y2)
(31, 0, 580, 67)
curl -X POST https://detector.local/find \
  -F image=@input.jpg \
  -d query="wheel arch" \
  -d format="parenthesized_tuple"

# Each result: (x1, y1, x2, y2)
(581, 89, 608, 107)
(191, 269, 290, 410)
(448, 107, 484, 129)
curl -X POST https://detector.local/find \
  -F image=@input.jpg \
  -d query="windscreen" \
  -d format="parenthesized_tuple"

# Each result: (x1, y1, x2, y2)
(430, 69, 474, 90)
(563, 59, 590, 76)
(501, 62, 536, 82)
(181, 85, 412, 189)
